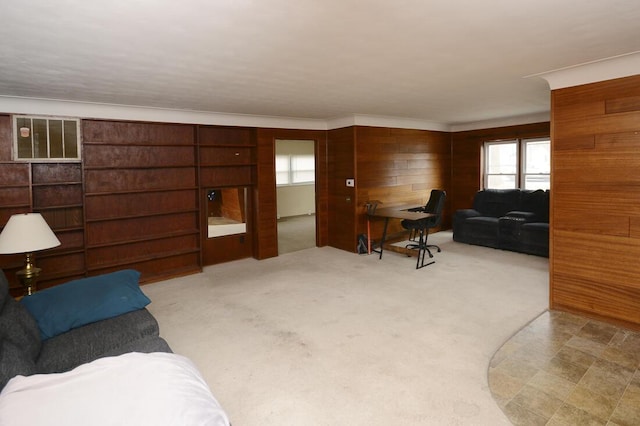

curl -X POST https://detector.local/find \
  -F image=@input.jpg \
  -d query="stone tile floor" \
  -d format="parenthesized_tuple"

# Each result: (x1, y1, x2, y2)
(489, 310, 640, 426)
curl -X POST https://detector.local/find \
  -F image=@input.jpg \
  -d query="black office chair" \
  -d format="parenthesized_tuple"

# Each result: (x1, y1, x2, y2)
(401, 189, 446, 269)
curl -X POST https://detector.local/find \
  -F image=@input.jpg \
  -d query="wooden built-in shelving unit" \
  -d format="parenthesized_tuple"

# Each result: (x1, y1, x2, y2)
(198, 125, 257, 265)
(0, 160, 86, 292)
(32, 162, 85, 288)
(82, 120, 201, 283)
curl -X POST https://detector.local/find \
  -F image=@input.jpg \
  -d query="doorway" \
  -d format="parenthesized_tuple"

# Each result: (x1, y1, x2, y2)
(275, 139, 317, 254)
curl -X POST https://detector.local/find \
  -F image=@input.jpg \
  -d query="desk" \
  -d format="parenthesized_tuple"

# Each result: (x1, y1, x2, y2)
(368, 206, 435, 260)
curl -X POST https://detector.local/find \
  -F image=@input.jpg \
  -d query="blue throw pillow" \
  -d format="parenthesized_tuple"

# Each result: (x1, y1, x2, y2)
(20, 270, 151, 340)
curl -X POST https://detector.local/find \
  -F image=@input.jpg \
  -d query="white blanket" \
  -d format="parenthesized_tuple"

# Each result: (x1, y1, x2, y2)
(0, 352, 230, 426)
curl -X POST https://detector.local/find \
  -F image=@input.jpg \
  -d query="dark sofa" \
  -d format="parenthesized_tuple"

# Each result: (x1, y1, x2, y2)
(453, 189, 549, 257)
(0, 269, 171, 390)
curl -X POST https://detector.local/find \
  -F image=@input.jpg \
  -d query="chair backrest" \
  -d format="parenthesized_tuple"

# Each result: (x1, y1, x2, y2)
(425, 189, 446, 227)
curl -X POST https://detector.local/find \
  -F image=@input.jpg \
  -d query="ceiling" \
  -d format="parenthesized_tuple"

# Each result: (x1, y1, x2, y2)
(0, 0, 639, 130)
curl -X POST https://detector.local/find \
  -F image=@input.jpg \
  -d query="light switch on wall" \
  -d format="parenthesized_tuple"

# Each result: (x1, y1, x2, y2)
(346, 178, 355, 187)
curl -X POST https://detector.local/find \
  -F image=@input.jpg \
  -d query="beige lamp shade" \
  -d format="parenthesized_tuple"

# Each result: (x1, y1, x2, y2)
(0, 213, 61, 254)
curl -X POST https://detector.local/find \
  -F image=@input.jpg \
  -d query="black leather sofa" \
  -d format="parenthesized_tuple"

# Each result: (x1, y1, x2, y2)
(453, 189, 549, 257)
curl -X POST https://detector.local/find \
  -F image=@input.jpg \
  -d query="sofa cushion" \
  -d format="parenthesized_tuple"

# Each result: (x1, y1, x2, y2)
(464, 216, 501, 248)
(466, 216, 500, 227)
(473, 189, 521, 218)
(21, 270, 150, 340)
(520, 222, 550, 256)
(521, 222, 550, 242)
(36, 308, 163, 373)
(520, 189, 549, 222)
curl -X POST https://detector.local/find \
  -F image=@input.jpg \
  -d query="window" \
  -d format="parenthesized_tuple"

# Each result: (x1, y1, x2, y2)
(522, 138, 550, 190)
(485, 140, 518, 189)
(13, 116, 81, 161)
(484, 138, 550, 190)
(275, 154, 315, 186)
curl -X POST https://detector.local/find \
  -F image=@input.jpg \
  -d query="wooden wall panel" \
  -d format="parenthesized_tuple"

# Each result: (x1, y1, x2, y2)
(87, 234, 199, 268)
(606, 95, 640, 114)
(550, 74, 640, 330)
(83, 145, 196, 168)
(40, 207, 83, 230)
(201, 234, 253, 265)
(37, 251, 86, 287)
(32, 163, 82, 183)
(199, 167, 253, 187)
(90, 252, 201, 283)
(327, 127, 356, 252)
(83, 121, 195, 145)
(200, 147, 254, 165)
(255, 128, 328, 259)
(0, 163, 30, 186)
(33, 184, 82, 207)
(0, 187, 30, 208)
(85, 168, 196, 193)
(86, 212, 198, 246)
(254, 132, 278, 259)
(355, 126, 451, 245)
(199, 126, 253, 145)
(85, 190, 197, 220)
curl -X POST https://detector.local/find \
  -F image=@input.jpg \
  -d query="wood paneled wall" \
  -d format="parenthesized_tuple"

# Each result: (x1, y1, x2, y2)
(255, 128, 328, 259)
(450, 122, 551, 214)
(355, 126, 452, 245)
(326, 125, 453, 252)
(327, 127, 357, 251)
(550, 74, 640, 329)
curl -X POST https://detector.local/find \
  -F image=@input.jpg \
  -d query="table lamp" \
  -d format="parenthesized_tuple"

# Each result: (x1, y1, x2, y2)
(0, 213, 61, 296)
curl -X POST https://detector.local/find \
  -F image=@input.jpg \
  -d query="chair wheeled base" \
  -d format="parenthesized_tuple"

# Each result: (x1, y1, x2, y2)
(401, 189, 447, 269)
(405, 228, 436, 269)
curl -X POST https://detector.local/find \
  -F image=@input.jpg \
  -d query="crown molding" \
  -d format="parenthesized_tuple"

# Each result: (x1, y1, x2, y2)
(449, 112, 551, 132)
(0, 96, 329, 130)
(0, 96, 548, 133)
(528, 51, 640, 90)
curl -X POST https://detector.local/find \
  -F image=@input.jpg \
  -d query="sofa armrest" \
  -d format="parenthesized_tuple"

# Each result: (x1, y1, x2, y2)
(36, 308, 164, 374)
(454, 209, 482, 221)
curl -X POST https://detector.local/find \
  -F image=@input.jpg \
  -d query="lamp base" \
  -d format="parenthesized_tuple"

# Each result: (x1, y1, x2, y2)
(16, 252, 41, 296)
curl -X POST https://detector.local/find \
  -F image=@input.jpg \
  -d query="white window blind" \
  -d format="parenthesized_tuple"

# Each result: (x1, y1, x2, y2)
(276, 154, 315, 186)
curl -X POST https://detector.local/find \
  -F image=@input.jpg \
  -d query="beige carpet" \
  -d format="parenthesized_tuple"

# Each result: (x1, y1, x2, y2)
(144, 231, 549, 425)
